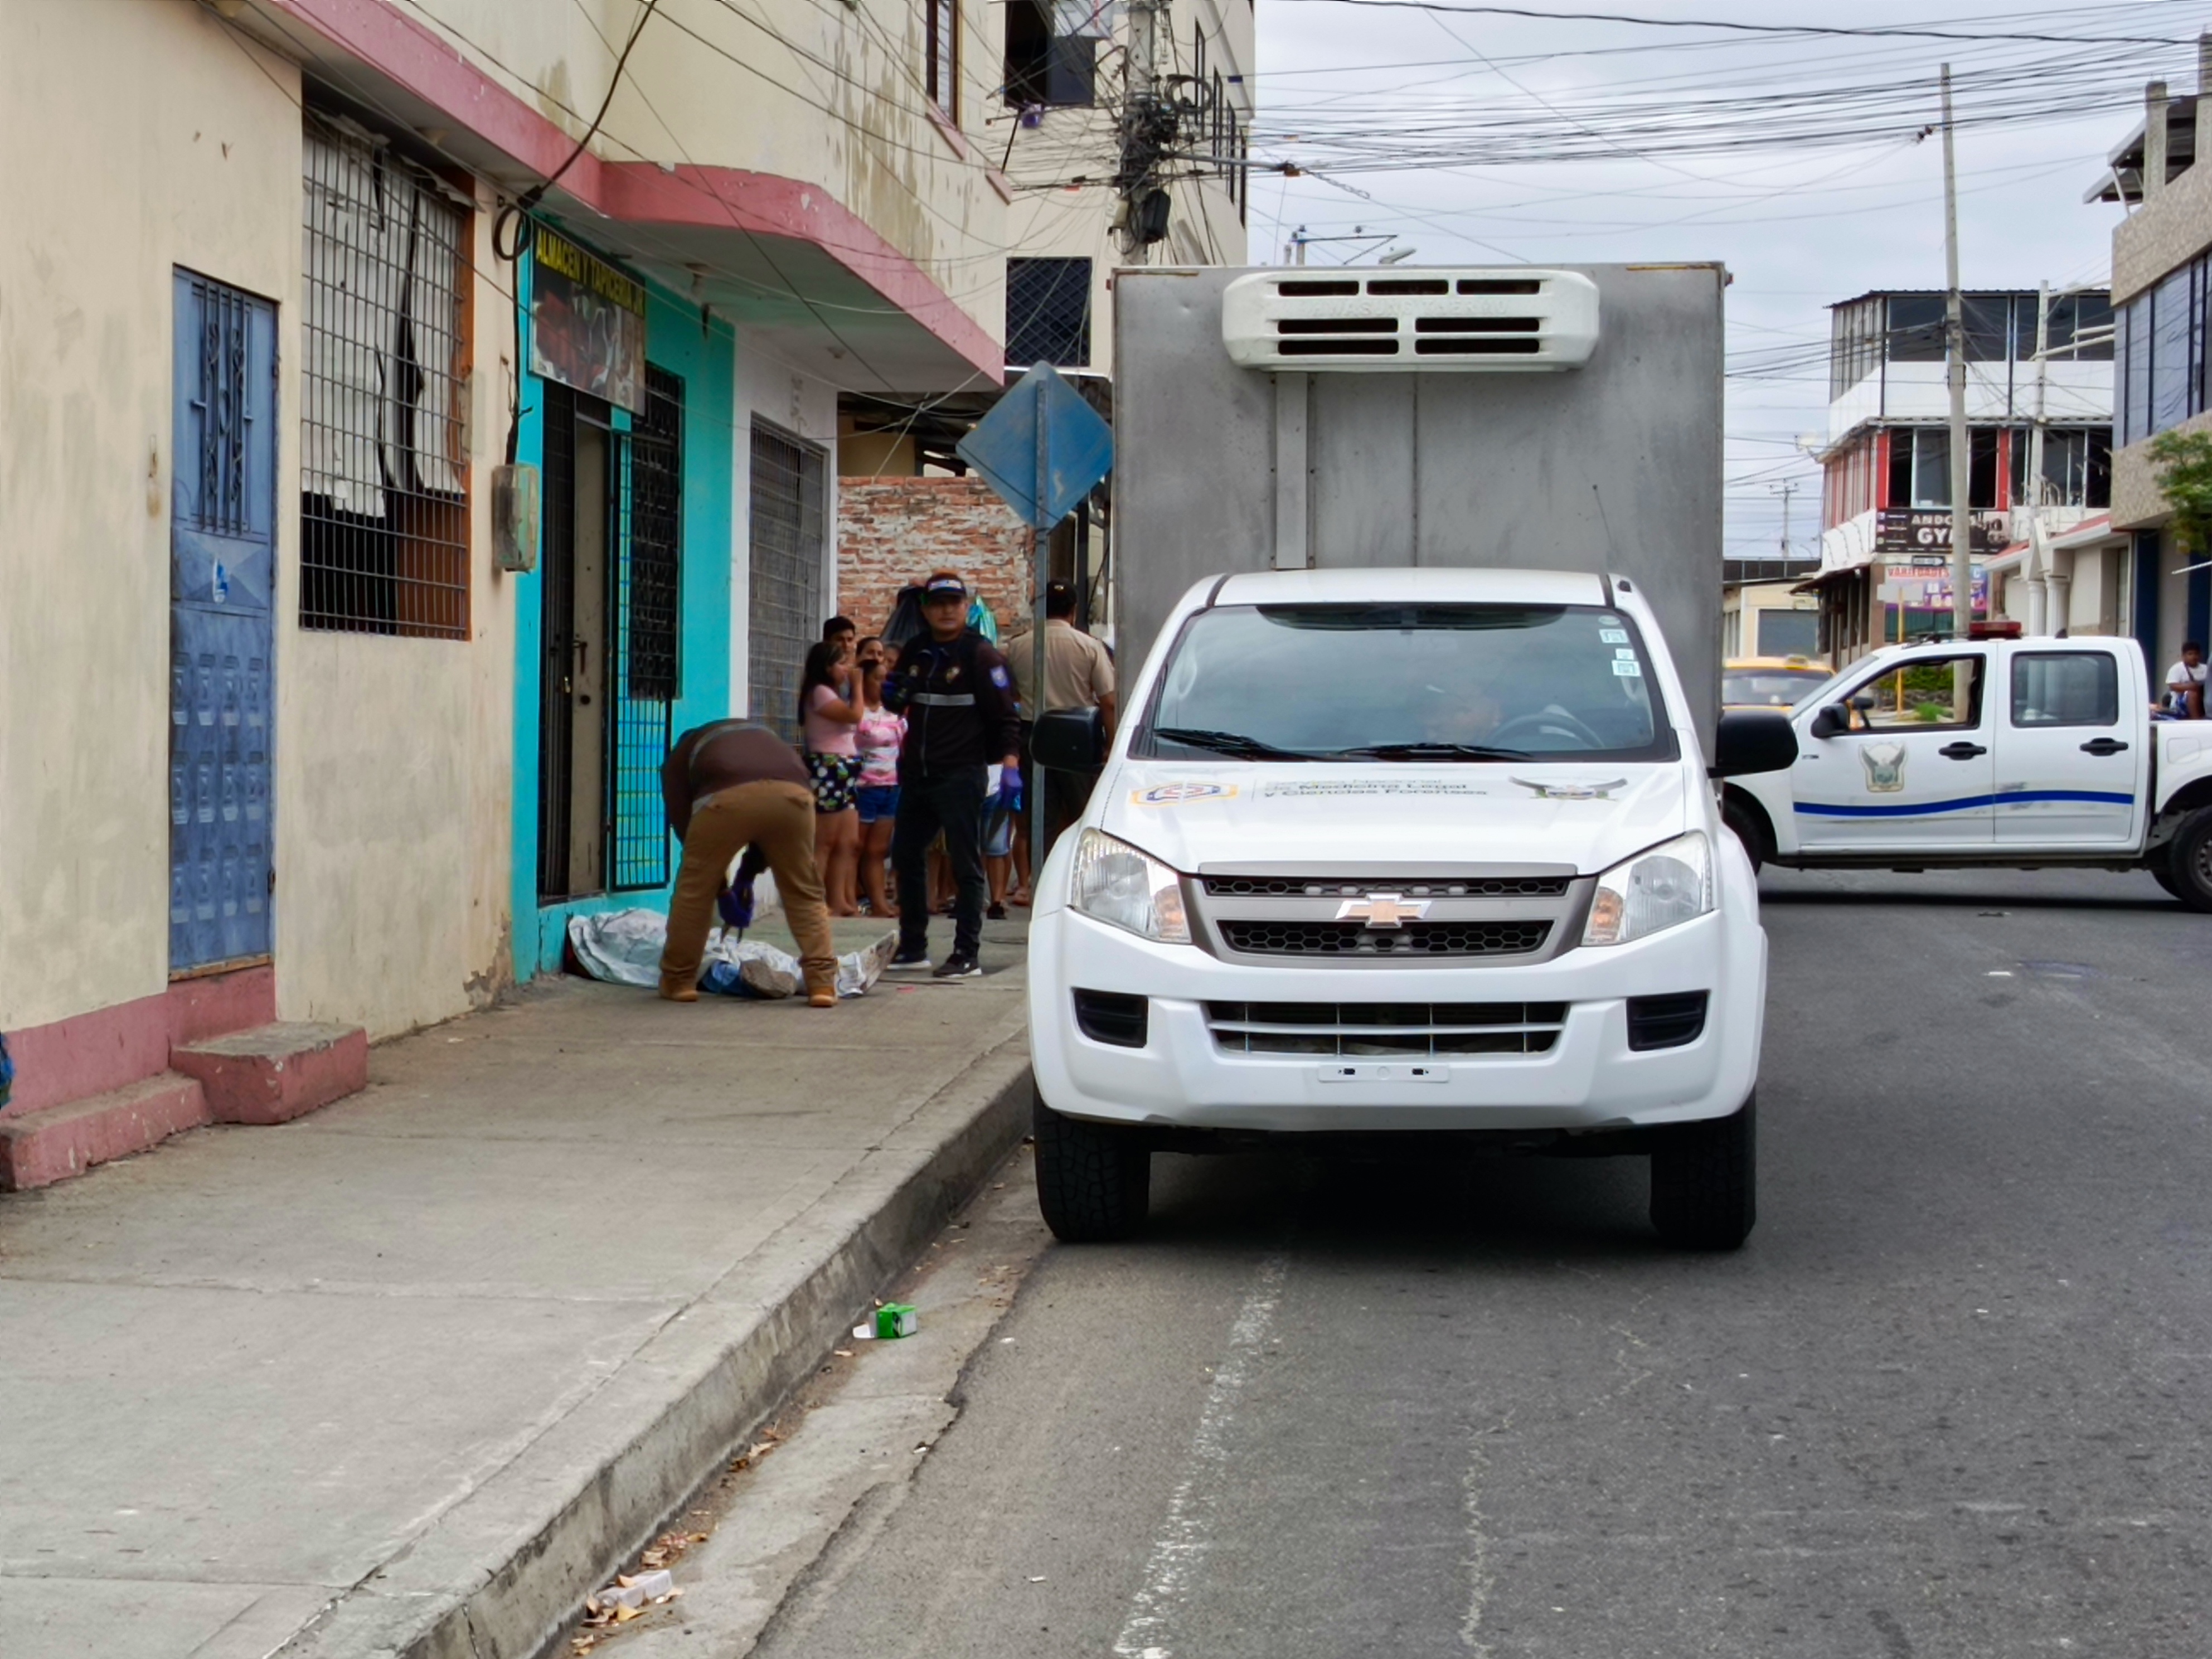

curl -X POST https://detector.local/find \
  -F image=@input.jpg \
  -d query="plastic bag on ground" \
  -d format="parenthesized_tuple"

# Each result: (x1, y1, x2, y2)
(565, 909, 886, 999)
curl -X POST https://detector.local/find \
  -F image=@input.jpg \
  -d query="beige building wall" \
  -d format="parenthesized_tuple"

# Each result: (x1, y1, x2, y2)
(1, 3, 516, 1040)
(397, 0, 1010, 352)
(1, 4, 302, 1033)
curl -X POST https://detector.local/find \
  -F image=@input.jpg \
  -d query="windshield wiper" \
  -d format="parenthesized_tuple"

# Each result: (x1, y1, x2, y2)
(1331, 741, 1532, 761)
(1150, 726, 1313, 761)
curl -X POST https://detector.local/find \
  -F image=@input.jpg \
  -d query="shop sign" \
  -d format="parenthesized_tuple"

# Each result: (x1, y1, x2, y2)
(530, 224, 647, 413)
(1875, 507, 2009, 558)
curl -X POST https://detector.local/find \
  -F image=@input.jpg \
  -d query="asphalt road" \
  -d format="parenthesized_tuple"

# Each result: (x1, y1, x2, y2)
(752, 866, 2212, 1659)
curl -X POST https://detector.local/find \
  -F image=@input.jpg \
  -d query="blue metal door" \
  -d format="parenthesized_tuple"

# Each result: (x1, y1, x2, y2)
(171, 272, 278, 972)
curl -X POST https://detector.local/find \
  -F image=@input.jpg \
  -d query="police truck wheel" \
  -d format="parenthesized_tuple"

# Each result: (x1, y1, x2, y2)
(1721, 794, 1767, 874)
(2166, 811, 2212, 913)
(2151, 861, 2184, 900)
(1033, 1091, 1150, 1242)
(1650, 1096, 1756, 1250)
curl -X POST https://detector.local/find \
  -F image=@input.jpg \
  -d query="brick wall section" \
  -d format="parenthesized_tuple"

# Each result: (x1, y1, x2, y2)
(837, 477, 1034, 640)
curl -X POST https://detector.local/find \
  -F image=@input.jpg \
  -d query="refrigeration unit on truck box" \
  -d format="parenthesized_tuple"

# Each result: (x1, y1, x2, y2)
(1022, 264, 1804, 1254)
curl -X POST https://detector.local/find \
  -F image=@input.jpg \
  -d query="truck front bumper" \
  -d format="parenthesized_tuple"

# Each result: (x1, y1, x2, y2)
(1027, 906, 1764, 1134)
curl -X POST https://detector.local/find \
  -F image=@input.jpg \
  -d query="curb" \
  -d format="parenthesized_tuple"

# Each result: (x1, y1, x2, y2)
(273, 1021, 1033, 1659)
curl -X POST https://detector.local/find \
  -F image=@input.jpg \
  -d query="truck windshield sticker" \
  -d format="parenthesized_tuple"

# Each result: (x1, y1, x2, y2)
(1614, 647, 1637, 660)
(1611, 659, 1643, 677)
(1131, 782, 1240, 806)
(1600, 628, 1628, 644)
(1258, 780, 1492, 798)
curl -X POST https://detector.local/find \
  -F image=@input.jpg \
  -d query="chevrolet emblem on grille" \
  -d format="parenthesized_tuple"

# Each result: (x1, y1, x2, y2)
(1334, 892, 1432, 929)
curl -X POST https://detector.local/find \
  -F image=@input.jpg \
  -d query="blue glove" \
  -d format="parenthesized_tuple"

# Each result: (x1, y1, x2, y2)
(997, 767, 1023, 815)
(717, 875, 756, 931)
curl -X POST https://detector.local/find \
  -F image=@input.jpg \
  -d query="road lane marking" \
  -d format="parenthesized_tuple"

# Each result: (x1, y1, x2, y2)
(1111, 1253, 1290, 1659)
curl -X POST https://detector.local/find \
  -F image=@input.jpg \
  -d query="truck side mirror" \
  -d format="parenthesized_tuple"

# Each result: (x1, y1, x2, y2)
(1710, 710, 1800, 778)
(1034, 706, 1106, 772)
(1808, 703, 1850, 740)
(1849, 692, 1876, 712)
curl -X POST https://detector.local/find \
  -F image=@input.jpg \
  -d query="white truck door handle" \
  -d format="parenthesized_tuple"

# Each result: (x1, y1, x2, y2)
(2079, 737, 2128, 756)
(1938, 741, 1988, 760)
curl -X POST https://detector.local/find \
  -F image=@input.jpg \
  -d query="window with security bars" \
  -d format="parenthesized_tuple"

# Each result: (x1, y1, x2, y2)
(749, 424, 827, 744)
(924, 0, 958, 121)
(628, 367, 682, 701)
(1007, 257, 1092, 368)
(300, 111, 471, 638)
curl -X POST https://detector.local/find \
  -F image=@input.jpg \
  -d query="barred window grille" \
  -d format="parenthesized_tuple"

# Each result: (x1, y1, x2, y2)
(628, 367, 682, 701)
(748, 424, 827, 744)
(1007, 256, 1092, 368)
(300, 112, 470, 638)
(924, 0, 958, 121)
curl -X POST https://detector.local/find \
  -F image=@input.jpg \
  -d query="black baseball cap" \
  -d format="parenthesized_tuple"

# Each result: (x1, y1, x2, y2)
(922, 574, 969, 600)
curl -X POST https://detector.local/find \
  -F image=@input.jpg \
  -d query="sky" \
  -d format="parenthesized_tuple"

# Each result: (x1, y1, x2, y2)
(1241, 0, 2180, 564)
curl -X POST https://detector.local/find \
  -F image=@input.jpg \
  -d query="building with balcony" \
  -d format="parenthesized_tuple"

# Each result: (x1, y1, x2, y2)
(2096, 48, 2212, 683)
(1806, 287, 2113, 664)
(1, 0, 1018, 1178)
(835, 0, 1254, 639)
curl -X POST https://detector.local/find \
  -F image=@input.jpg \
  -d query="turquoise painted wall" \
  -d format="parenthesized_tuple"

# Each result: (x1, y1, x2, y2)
(508, 243, 738, 981)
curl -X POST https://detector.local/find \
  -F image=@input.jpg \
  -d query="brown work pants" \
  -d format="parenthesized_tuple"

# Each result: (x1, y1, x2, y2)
(660, 780, 837, 998)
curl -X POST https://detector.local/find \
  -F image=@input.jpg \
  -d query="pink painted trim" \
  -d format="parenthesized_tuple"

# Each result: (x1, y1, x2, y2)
(600, 165, 1002, 382)
(260, 0, 1002, 381)
(987, 169, 1017, 206)
(2, 967, 275, 1118)
(927, 106, 974, 164)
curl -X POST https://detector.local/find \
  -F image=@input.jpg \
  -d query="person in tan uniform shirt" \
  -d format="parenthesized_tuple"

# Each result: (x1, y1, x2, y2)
(1003, 583, 1117, 879)
(1003, 582, 1117, 733)
(658, 720, 838, 1007)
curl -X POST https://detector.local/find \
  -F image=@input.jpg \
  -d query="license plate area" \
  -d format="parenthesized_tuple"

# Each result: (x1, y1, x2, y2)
(1315, 1062, 1451, 1084)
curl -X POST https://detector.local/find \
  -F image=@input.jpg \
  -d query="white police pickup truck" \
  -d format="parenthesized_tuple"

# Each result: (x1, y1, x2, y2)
(1719, 634, 2212, 904)
(1024, 567, 1800, 1250)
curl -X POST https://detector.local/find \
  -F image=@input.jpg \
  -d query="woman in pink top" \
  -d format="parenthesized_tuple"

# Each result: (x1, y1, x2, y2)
(851, 636, 906, 919)
(799, 640, 862, 915)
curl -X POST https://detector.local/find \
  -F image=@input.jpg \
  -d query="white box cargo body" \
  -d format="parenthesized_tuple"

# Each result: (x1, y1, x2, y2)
(1112, 263, 1727, 740)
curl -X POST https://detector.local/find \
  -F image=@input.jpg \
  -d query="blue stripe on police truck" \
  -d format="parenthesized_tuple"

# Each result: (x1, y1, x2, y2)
(1795, 789, 2137, 818)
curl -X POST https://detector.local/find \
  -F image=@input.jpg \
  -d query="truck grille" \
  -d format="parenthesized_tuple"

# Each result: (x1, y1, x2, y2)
(1217, 920, 1551, 958)
(1202, 875, 1570, 899)
(1209, 1001, 1568, 1056)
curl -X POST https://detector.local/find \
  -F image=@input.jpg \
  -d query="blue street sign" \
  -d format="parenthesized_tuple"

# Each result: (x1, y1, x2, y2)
(955, 363, 1114, 530)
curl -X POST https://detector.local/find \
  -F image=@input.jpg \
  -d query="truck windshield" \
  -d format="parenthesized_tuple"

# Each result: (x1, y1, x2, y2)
(1139, 603, 1677, 763)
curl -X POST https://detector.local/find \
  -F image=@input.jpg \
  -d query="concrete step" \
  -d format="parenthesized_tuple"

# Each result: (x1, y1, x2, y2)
(0, 1071, 212, 1191)
(171, 1021, 368, 1126)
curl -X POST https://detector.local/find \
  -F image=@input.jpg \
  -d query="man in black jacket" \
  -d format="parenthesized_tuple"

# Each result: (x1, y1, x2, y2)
(881, 571, 1022, 979)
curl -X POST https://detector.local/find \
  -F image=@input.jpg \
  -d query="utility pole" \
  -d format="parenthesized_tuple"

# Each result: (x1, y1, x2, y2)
(2027, 280, 2051, 636)
(1119, 0, 1167, 263)
(1774, 478, 1798, 560)
(1940, 64, 1974, 642)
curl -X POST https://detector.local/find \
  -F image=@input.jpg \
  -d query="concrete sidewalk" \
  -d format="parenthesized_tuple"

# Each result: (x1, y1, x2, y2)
(0, 919, 1032, 1659)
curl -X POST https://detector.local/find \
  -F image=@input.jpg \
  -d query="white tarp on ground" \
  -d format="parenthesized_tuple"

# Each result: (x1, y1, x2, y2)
(565, 908, 885, 999)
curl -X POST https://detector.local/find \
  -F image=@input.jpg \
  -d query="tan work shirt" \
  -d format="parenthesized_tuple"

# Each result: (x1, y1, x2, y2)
(1003, 618, 1115, 715)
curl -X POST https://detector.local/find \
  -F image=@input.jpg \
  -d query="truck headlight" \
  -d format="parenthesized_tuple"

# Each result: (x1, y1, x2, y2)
(1582, 831, 1713, 947)
(1070, 829, 1191, 945)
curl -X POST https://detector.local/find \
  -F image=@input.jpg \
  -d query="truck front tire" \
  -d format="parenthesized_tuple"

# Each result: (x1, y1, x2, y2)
(1034, 1091, 1151, 1242)
(2165, 810, 2212, 912)
(1650, 1096, 1756, 1250)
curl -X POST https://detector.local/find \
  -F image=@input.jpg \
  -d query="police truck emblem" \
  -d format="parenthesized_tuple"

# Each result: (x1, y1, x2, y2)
(1336, 893, 1430, 929)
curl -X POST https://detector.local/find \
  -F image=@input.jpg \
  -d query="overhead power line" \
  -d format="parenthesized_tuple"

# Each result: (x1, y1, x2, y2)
(1258, 1, 2196, 48)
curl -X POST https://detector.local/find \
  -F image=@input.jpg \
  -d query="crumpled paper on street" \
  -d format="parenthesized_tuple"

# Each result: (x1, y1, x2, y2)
(565, 908, 885, 998)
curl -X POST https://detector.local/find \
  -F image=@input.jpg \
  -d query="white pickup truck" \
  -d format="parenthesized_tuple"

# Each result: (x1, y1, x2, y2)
(1720, 634, 2212, 905)
(1025, 566, 1799, 1251)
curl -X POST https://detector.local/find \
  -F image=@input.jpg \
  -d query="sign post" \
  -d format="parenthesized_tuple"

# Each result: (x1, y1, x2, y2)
(955, 365, 1115, 889)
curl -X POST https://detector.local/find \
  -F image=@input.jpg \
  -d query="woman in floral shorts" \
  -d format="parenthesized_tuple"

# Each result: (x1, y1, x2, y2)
(799, 640, 862, 915)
